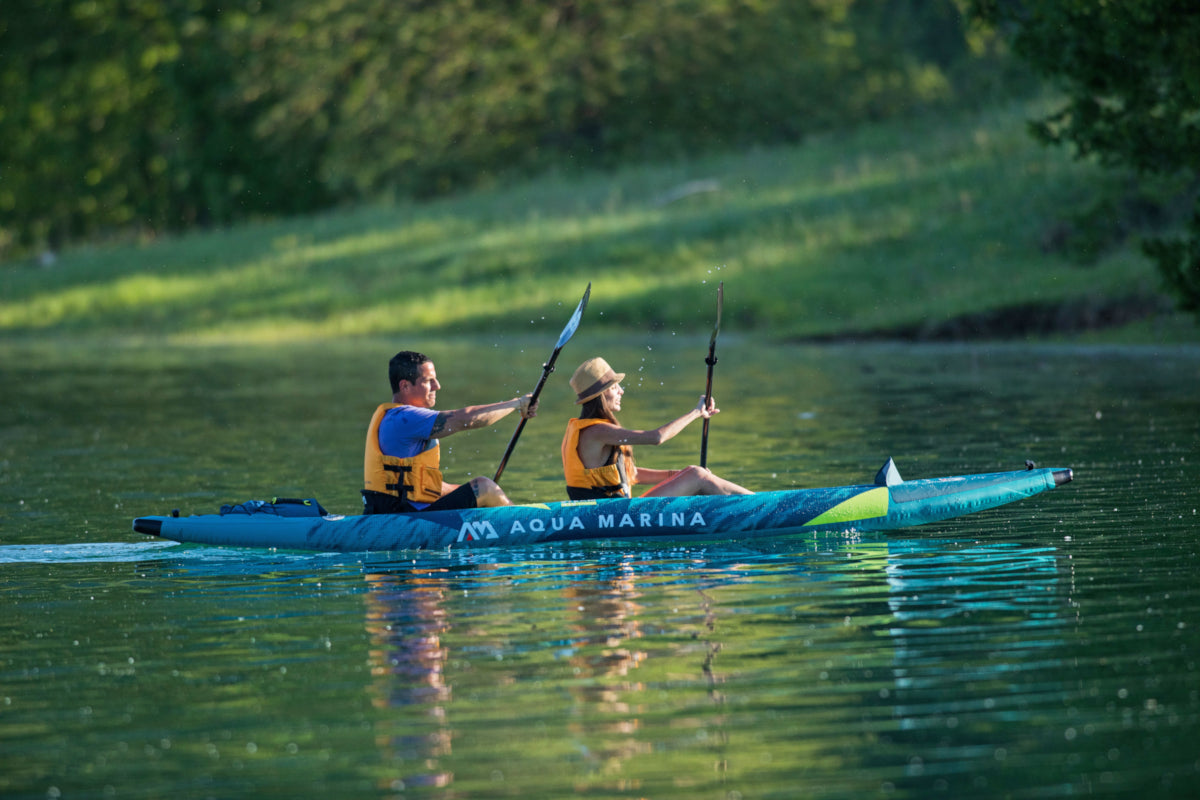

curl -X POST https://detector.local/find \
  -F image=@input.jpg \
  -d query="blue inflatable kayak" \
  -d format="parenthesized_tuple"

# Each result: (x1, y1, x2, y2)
(131, 460, 1073, 553)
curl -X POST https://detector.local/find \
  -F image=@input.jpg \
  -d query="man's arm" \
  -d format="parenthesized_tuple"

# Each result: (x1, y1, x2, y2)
(432, 395, 535, 437)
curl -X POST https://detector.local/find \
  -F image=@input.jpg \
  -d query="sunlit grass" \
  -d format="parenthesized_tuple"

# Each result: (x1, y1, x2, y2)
(1, 97, 1191, 343)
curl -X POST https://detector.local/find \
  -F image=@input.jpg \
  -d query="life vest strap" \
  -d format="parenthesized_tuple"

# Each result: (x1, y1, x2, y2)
(382, 464, 412, 497)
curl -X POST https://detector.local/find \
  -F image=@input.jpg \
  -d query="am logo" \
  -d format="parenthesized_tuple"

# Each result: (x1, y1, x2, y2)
(457, 521, 499, 542)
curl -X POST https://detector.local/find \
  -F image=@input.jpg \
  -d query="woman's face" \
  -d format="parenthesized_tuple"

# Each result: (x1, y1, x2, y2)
(603, 381, 624, 411)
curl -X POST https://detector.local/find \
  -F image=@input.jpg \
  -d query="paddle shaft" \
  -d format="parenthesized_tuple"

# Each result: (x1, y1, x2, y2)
(492, 352, 559, 483)
(699, 282, 724, 469)
(700, 345, 716, 468)
(493, 284, 590, 483)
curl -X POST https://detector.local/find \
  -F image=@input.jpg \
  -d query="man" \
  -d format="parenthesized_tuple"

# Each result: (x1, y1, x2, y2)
(363, 350, 537, 514)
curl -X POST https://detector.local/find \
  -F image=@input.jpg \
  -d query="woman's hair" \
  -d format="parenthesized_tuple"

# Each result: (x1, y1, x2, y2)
(578, 391, 634, 469)
(579, 392, 619, 424)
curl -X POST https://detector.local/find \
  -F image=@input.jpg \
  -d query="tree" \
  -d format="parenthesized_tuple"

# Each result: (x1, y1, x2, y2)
(1, 0, 1001, 256)
(967, 0, 1200, 320)
(0, 1, 326, 255)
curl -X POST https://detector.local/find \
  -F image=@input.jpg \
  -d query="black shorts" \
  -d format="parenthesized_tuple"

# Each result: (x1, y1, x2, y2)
(362, 483, 478, 515)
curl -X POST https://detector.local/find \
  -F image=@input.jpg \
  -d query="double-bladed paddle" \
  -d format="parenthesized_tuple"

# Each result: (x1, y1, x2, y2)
(699, 281, 724, 469)
(493, 283, 592, 483)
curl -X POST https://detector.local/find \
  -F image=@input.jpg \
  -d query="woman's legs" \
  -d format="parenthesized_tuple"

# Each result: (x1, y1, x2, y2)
(642, 465, 752, 497)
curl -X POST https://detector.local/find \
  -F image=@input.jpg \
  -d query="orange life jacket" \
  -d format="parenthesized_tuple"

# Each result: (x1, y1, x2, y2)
(561, 418, 637, 500)
(363, 403, 444, 505)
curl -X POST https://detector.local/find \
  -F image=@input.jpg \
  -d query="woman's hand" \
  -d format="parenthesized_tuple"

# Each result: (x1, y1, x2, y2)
(695, 395, 719, 418)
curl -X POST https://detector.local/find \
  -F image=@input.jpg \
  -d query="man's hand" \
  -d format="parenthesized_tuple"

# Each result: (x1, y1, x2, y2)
(518, 393, 538, 419)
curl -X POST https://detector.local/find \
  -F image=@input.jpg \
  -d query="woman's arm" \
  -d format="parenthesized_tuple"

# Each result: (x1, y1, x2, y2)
(584, 396, 715, 447)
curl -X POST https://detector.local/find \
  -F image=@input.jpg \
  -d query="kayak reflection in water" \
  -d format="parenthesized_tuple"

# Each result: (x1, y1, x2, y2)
(562, 357, 753, 500)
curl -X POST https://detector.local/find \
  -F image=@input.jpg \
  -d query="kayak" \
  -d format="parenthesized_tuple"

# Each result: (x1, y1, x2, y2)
(131, 460, 1073, 553)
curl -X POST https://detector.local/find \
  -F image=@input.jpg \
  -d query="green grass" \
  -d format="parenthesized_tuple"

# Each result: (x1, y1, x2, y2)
(1, 97, 1194, 344)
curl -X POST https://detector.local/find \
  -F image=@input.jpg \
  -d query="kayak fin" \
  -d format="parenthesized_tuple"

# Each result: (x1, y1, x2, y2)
(875, 458, 903, 487)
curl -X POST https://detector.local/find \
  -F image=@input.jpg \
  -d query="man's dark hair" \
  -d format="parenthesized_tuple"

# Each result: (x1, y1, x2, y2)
(389, 351, 430, 394)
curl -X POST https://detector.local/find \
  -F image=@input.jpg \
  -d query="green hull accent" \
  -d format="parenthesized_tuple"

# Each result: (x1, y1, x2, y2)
(803, 486, 888, 527)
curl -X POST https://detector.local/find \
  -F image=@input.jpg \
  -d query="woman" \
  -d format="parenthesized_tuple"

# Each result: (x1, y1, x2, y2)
(562, 357, 753, 500)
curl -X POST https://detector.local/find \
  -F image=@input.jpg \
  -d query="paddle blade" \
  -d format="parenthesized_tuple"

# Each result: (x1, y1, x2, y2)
(709, 281, 724, 345)
(556, 282, 591, 348)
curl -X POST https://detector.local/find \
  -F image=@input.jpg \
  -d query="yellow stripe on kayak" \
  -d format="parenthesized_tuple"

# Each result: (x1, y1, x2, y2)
(803, 487, 889, 527)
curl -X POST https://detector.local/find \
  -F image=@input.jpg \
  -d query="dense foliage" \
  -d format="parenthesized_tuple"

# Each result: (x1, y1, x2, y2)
(968, 0, 1200, 319)
(1, 0, 1019, 256)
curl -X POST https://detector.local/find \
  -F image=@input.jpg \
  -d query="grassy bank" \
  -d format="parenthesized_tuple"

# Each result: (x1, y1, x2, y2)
(1, 98, 1194, 345)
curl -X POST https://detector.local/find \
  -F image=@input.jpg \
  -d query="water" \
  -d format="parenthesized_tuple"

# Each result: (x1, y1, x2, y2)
(2, 336, 1198, 799)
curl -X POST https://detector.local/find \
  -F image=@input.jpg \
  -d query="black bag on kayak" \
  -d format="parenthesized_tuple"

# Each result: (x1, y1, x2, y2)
(219, 497, 328, 517)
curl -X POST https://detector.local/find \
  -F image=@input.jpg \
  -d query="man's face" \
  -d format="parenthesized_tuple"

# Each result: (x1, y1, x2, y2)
(398, 360, 440, 408)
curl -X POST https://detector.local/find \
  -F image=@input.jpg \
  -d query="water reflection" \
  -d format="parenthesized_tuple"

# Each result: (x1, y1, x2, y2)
(363, 571, 454, 794)
(877, 539, 1071, 794)
(354, 550, 751, 795)
(886, 539, 1063, 621)
(561, 558, 650, 781)
(349, 539, 1079, 796)
(883, 539, 1064, 685)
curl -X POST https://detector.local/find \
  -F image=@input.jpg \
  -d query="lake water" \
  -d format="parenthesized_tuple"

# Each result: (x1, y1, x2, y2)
(2, 336, 1198, 799)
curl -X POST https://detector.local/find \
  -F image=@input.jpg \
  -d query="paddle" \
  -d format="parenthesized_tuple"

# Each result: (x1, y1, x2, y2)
(493, 283, 592, 483)
(699, 281, 724, 469)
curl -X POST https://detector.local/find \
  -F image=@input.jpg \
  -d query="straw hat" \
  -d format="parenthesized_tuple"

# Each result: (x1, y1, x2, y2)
(570, 357, 625, 404)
